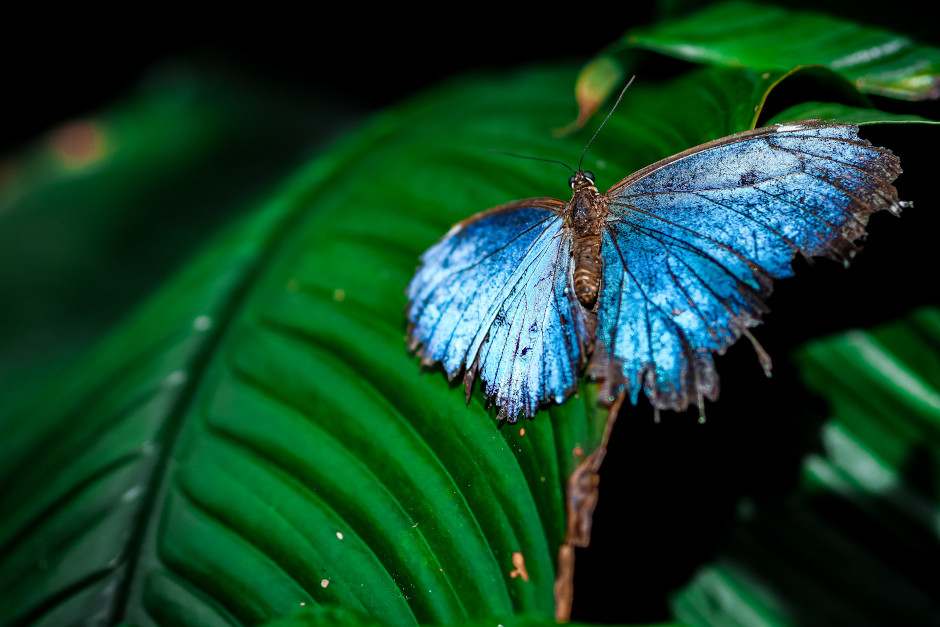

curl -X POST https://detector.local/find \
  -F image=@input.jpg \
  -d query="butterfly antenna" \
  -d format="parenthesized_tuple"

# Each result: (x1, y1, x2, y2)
(578, 75, 636, 171)
(488, 149, 575, 174)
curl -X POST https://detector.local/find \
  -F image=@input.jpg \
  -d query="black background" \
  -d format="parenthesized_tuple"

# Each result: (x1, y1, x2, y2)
(2, 11, 655, 153)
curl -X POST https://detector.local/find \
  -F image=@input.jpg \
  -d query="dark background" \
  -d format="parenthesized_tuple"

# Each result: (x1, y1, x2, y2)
(2, 12, 656, 154)
(4, 2, 936, 152)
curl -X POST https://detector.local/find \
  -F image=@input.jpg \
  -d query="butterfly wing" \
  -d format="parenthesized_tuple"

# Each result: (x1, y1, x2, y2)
(592, 120, 904, 413)
(407, 200, 591, 421)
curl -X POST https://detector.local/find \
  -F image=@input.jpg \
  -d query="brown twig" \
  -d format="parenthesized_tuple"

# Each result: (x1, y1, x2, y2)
(554, 393, 623, 621)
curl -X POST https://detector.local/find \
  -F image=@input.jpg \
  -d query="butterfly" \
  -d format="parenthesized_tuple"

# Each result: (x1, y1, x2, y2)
(406, 118, 904, 423)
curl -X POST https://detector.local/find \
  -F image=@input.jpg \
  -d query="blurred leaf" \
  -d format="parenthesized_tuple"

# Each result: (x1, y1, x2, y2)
(671, 307, 940, 625)
(797, 307, 940, 501)
(574, 1, 940, 120)
(628, 2, 940, 100)
(573, 65, 786, 162)
(0, 59, 358, 409)
(556, 56, 626, 135)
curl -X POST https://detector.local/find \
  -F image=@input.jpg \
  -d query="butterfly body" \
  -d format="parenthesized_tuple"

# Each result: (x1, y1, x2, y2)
(407, 121, 904, 423)
(568, 172, 607, 308)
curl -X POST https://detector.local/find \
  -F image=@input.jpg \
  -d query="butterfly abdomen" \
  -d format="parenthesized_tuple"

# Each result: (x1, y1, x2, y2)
(568, 178, 607, 310)
(572, 236, 602, 308)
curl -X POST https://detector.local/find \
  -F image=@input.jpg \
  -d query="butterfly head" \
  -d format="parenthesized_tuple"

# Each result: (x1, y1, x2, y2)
(568, 170, 597, 191)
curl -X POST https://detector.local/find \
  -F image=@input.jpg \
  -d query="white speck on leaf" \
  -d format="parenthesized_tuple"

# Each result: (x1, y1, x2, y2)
(121, 486, 143, 503)
(163, 371, 186, 387)
(192, 315, 212, 331)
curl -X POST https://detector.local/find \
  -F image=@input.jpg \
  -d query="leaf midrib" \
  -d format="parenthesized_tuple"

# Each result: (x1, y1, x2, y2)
(110, 116, 406, 623)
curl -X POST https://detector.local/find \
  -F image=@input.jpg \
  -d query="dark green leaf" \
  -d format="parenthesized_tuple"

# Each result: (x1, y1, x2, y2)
(0, 67, 608, 626)
(572, 2, 940, 123)
(259, 608, 683, 627)
(628, 1, 940, 100)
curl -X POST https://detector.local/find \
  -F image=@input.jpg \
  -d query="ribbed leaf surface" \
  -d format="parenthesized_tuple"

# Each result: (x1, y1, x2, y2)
(1, 20, 935, 626)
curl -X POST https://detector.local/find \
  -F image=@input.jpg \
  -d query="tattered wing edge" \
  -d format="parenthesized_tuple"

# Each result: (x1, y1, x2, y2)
(594, 120, 905, 416)
(406, 197, 594, 422)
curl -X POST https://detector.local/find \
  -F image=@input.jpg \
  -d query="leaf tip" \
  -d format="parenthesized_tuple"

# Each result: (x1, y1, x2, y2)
(555, 57, 625, 136)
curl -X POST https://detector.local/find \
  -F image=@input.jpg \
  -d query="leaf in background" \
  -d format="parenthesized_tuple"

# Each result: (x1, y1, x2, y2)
(577, 65, 787, 169)
(671, 306, 940, 625)
(573, 1, 940, 121)
(556, 56, 626, 136)
(629, 1, 940, 100)
(0, 58, 358, 414)
(640, 2, 940, 100)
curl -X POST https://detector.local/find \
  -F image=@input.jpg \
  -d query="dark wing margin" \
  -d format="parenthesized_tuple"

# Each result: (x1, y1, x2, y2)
(407, 199, 591, 422)
(592, 120, 905, 415)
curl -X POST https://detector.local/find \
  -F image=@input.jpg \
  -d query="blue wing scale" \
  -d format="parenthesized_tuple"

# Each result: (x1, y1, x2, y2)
(593, 121, 904, 412)
(407, 120, 904, 420)
(407, 201, 590, 422)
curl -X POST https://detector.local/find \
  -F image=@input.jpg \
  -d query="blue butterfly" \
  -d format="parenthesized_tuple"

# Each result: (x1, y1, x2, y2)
(406, 119, 904, 422)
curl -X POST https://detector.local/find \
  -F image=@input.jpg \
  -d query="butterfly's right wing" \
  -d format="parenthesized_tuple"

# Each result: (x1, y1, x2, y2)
(592, 121, 904, 415)
(407, 200, 590, 422)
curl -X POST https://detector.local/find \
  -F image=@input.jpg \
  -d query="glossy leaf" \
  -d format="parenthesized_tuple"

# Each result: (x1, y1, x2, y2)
(571, 2, 940, 122)
(0, 66, 623, 626)
(628, 2, 940, 100)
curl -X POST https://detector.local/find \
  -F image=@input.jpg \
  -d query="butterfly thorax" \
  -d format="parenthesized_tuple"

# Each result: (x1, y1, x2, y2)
(567, 173, 607, 309)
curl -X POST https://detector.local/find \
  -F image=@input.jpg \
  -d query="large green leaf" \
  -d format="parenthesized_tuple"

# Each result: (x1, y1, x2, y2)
(0, 66, 601, 626)
(629, 2, 940, 100)
(3, 12, 937, 626)
(569, 2, 940, 127)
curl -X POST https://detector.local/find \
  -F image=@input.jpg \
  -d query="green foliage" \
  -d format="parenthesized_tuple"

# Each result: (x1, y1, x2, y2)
(628, 1, 940, 100)
(258, 608, 683, 627)
(1, 2, 938, 626)
(0, 65, 355, 409)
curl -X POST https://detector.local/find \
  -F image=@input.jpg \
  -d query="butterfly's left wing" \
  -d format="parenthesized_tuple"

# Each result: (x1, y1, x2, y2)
(592, 120, 904, 414)
(407, 200, 591, 422)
